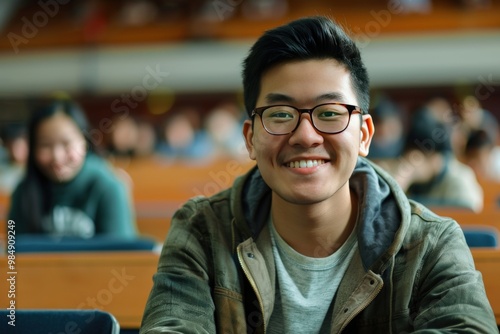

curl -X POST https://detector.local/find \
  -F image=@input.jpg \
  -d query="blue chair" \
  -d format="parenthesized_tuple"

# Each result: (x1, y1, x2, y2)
(462, 226, 499, 248)
(0, 309, 119, 334)
(15, 235, 158, 253)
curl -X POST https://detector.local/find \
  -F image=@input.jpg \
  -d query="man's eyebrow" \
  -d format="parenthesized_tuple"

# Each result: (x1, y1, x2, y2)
(264, 93, 295, 104)
(315, 92, 348, 103)
(264, 92, 349, 105)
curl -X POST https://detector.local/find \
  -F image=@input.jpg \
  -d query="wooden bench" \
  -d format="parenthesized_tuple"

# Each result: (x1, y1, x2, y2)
(118, 157, 255, 203)
(123, 158, 255, 241)
(478, 178, 500, 212)
(0, 251, 159, 329)
(471, 249, 500, 324)
(431, 208, 500, 228)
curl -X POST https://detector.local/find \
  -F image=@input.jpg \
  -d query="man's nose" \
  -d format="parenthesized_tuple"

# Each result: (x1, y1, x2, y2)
(288, 114, 324, 147)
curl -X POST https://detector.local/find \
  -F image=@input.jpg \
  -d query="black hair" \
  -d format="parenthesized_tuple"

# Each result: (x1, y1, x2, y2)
(0, 123, 26, 143)
(19, 99, 94, 233)
(242, 16, 370, 117)
(465, 129, 493, 154)
(370, 94, 402, 122)
(404, 109, 452, 154)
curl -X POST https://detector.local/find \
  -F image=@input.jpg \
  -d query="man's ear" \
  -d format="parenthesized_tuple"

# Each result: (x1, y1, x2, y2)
(359, 114, 374, 157)
(243, 120, 256, 160)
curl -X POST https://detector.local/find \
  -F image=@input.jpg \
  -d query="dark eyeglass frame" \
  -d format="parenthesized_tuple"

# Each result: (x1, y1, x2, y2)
(251, 102, 363, 135)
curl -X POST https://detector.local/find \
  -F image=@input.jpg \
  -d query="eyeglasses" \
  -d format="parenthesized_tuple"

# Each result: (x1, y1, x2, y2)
(251, 103, 363, 135)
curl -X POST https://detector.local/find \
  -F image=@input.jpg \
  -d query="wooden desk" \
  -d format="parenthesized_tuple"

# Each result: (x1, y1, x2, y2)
(133, 200, 177, 242)
(478, 179, 500, 212)
(471, 249, 500, 324)
(0, 251, 159, 329)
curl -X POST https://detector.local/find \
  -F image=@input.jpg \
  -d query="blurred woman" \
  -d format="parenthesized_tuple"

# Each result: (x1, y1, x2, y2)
(8, 100, 136, 238)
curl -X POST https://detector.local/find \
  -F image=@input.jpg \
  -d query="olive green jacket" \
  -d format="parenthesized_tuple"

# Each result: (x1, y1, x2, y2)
(140, 158, 497, 333)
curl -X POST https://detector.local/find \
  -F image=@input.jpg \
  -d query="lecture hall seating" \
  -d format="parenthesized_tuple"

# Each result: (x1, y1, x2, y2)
(0, 251, 158, 329)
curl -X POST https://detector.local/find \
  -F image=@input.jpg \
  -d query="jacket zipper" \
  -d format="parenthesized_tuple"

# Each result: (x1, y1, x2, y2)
(237, 249, 267, 334)
(337, 283, 383, 333)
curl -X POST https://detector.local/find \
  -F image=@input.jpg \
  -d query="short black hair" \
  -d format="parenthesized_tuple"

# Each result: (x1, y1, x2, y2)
(465, 129, 493, 154)
(242, 16, 370, 117)
(404, 109, 452, 154)
(0, 123, 26, 143)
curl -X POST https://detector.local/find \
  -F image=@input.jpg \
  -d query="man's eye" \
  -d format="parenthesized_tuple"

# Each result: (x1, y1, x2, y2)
(269, 112, 294, 119)
(318, 111, 340, 118)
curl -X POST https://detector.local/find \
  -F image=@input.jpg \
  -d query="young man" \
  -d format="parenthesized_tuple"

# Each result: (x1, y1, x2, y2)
(140, 16, 497, 333)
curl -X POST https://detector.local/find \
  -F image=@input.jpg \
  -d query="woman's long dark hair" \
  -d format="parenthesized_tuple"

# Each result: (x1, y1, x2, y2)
(20, 99, 95, 233)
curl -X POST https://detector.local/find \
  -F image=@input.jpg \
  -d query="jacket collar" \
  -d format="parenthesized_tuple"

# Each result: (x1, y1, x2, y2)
(231, 157, 410, 273)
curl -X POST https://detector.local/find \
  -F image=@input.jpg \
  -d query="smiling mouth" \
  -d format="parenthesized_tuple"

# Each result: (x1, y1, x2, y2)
(286, 159, 326, 168)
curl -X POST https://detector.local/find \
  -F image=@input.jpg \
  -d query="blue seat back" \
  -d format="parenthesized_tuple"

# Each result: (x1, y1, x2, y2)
(0, 309, 120, 334)
(462, 227, 499, 248)
(15, 235, 158, 253)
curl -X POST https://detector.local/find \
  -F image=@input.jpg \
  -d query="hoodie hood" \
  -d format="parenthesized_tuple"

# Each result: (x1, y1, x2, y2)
(232, 157, 410, 273)
(350, 158, 407, 272)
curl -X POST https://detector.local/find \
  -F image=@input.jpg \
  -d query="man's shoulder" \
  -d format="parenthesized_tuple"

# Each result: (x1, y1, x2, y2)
(166, 190, 238, 253)
(408, 200, 457, 225)
(403, 200, 460, 242)
(173, 188, 235, 227)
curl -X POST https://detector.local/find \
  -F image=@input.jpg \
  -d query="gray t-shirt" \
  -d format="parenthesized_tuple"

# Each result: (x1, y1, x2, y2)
(267, 219, 357, 334)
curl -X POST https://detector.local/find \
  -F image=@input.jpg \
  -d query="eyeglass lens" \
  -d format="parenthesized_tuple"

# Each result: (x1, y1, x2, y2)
(261, 104, 352, 134)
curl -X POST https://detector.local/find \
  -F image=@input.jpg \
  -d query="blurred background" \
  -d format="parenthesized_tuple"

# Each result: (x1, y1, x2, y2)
(0, 0, 499, 210)
(1, 1, 500, 331)
(0, 0, 499, 149)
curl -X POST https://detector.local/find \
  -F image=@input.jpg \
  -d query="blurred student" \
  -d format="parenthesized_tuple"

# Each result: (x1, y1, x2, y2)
(8, 100, 136, 238)
(0, 123, 28, 194)
(459, 95, 498, 144)
(464, 129, 500, 182)
(134, 118, 157, 158)
(204, 102, 247, 161)
(156, 107, 214, 162)
(381, 106, 483, 212)
(453, 95, 499, 160)
(105, 115, 139, 158)
(367, 94, 405, 160)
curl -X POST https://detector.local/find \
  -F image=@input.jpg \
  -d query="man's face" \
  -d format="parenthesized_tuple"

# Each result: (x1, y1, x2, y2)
(243, 59, 374, 205)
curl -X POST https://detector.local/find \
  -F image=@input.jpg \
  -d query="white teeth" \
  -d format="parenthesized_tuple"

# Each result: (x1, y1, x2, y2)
(287, 159, 325, 168)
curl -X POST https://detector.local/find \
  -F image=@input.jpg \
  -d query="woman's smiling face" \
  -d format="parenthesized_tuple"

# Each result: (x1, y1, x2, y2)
(35, 112, 87, 183)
